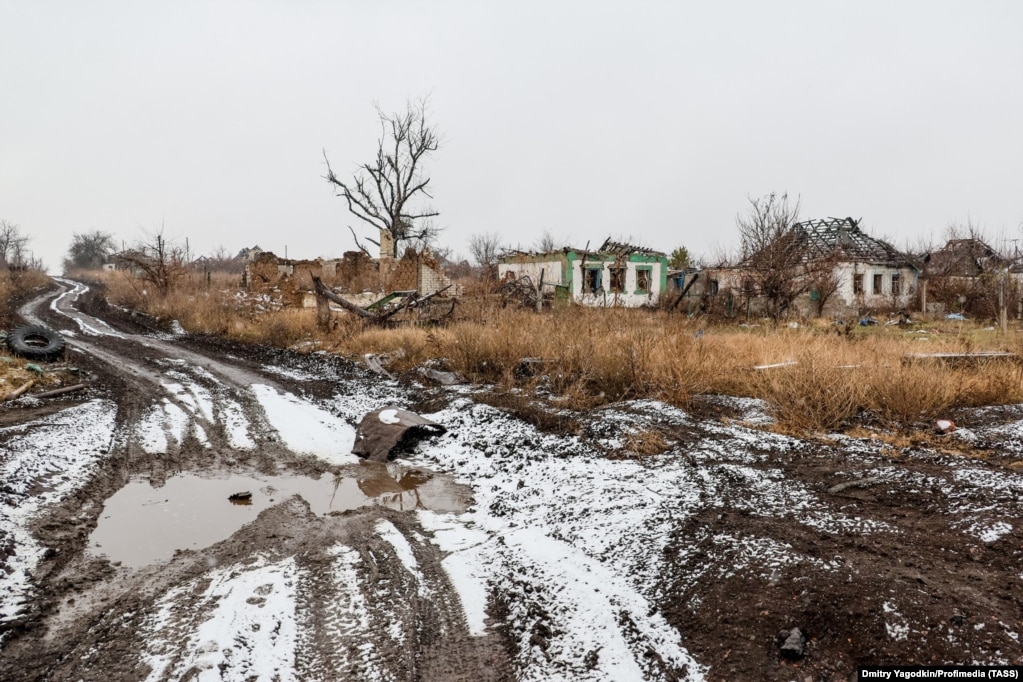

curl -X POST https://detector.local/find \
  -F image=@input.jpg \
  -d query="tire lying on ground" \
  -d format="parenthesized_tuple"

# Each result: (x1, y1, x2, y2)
(7, 325, 66, 361)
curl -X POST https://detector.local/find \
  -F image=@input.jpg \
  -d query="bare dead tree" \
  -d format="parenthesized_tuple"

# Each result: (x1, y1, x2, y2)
(534, 228, 560, 253)
(324, 97, 441, 258)
(116, 229, 188, 296)
(736, 192, 807, 318)
(0, 220, 31, 268)
(803, 253, 842, 316)
(738, 193, 801, 259)
(468, 231, 502, 272)
(64, 229, 116, 271)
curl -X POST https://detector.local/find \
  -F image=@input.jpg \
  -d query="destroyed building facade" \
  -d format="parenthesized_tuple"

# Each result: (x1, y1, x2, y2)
(715, 217, 919, 317)
(497, 239, 669, 307)
(921, 237, 1021, 317)
(242, 232, 455, 310)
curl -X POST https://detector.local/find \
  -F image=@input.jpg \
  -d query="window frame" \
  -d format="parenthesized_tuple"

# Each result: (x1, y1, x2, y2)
(583, 266, 603, 294)
(635, 266, 652, 294)
(609, 266, 626, 293)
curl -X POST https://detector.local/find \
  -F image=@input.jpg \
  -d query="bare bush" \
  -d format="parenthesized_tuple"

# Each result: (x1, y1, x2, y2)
(116, 229, 189, 297)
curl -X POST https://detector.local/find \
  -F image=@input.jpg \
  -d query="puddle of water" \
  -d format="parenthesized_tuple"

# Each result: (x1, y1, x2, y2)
(88, 463, 470, 567)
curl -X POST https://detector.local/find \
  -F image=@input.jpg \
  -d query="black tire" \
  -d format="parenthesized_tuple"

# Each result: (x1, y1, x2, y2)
(7, 325, 66, 361)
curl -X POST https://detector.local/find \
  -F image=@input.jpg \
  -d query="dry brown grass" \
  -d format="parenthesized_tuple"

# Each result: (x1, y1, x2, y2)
(621, 429, 671, 457)
(0, 269, 50, 325)
(73, 268, 1023, 434)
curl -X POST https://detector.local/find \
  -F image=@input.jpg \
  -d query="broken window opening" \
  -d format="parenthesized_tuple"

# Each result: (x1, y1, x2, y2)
(891, 273, 901, 295)
(636, 268, 652, 294)
(609, 267, 626, 293)
(872, 273, 883, 294)
(853, 274, 864, 294)
(708, 279, 719, 295)
(583, 267, 603, 294)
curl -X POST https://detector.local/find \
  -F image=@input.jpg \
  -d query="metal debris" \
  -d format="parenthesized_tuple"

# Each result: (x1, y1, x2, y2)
(352, 406, 446, 462)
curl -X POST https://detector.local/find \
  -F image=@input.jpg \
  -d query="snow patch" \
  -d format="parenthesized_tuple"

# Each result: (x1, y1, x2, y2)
(142, 556, 300, 681)
(220, 399, 256, 450)
(970, 521, 1013, 543)
(375, 520, 429, 597)
(883, 601, 910, 641)
(262, 365, 318, 381)
(251, 384, 356, 463)
(0, 400, 117, 626)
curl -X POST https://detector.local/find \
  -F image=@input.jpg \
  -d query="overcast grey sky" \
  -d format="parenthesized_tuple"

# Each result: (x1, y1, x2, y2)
(2, 0, 1021, 272)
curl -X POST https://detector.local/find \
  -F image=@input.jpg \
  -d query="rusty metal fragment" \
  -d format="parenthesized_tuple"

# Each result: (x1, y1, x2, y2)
(352, 406, 446, 462)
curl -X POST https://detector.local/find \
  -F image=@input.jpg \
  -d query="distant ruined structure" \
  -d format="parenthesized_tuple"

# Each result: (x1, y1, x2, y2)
(242, 229, 455, 309)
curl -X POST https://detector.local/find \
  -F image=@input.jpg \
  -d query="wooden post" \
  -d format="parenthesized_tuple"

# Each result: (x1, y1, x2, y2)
(536, 269, 545, 313)
(920, 278, 927, 315)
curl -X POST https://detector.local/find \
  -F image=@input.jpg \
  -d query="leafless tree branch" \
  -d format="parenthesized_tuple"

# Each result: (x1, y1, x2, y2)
(324, 96, 441, 257)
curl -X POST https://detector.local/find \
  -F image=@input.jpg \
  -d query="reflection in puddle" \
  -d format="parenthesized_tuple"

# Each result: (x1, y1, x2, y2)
(89, 463, 470, 567)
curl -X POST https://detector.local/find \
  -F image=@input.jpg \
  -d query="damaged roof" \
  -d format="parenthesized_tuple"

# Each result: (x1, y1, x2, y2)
(792, 217, 913, 267)
(924, 238, 1010, 277)
(597, 238, 665, 257)
(500, 237, 665, 259)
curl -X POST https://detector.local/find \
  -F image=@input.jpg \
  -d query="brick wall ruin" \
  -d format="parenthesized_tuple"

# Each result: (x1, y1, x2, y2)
(243, 247, 455, 309)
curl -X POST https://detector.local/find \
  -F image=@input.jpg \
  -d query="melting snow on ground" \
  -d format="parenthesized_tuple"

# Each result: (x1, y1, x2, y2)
(376, 520, 429, 597)
(250, 384, 357, 463)
(0, 400, 117, 627)
(883, 601, 910, 641)
(141, 555, 300, 681)
(262, 365, 319, 382)
(969, 521, 1013, 543)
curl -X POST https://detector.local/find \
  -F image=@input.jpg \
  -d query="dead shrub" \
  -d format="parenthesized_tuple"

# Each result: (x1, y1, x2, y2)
(864, 361, 964, 427)
(751, 346, 864, 433)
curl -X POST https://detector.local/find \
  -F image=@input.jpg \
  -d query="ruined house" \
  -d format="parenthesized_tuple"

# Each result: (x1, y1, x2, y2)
(921, 238, 1018, 317)
(242, 252, 341, 307)
(497, 238, 668, 307)
(716, 217, 919, 317)
(376, 247, 454, 298)
(237, 245, 264, 262)
(242, 236, 455, 310)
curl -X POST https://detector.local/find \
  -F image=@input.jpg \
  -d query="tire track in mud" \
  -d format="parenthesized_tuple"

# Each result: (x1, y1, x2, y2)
(23, 281, 287, 461)
(5, 500, 510, 682)
(1, 282, 509, 682)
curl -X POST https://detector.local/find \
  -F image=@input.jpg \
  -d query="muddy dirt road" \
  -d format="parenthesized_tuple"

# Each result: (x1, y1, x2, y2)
(1, 280, 1022, 680)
